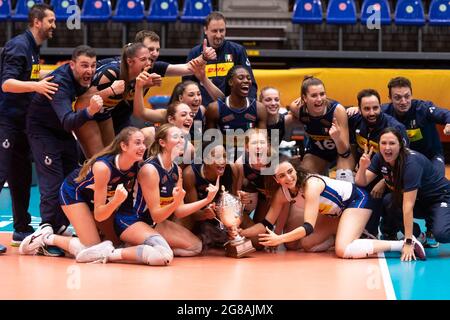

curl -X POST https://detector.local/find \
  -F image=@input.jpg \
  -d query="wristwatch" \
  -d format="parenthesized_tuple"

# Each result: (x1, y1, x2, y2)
(404, 238, 413, 245)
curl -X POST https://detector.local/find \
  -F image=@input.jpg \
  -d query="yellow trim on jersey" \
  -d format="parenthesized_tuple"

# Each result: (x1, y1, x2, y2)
(160, 196, 174, 207)
(356, 134, 379, 152)
(205, 62, 234, 77)
(31, 64, 40, 80)
(407, 128, 423, 142)
(307, 134, 330, 141)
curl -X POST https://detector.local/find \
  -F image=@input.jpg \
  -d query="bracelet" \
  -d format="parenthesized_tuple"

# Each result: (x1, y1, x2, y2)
(261, 219, 274, 231)
(110, 86, 117, 96)
(338, 148, 351, 158)
(201, 52, 208, 61)
(302, 222, 314, 236)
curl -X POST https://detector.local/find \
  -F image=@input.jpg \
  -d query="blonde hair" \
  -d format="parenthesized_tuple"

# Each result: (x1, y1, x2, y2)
(147, 123, 178, 158)
(75, 127, 141, 183)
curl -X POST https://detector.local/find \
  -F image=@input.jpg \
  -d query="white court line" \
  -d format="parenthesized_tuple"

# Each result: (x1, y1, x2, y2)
(378, 252, 397, 300)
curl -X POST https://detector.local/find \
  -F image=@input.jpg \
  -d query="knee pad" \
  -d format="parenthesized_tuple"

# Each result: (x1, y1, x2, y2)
(306, 236, 335, 252)
(68, 237, 86, 256)
(336, 169, 354, 183)
(143, 234, 171, 251)
(342, 239, 374, 259)
(137, 244, 173, 266)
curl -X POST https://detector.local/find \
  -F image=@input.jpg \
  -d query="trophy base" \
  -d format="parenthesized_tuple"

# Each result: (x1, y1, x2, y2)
(225, 238, 256, 258)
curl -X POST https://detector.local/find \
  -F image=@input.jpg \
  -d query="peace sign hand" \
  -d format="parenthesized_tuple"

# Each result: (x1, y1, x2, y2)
(359, 143, 374, 170)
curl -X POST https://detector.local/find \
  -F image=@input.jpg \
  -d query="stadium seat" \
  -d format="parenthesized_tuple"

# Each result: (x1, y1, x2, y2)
(147, 0, 178, 22)
(0, 0, 11, 20)
(180, 0, 213, 23)
(326, 0, 357, 24)
(360, 0, 391, 25)
(428, 0, 450, 26)
(51, 0, 78, 21)
(112, 0, 145, 22)
(12, 0, 43, 22)
(394, 0, 425, 26)
(81, 0, 112, 22)
(292, 0, 323, 24)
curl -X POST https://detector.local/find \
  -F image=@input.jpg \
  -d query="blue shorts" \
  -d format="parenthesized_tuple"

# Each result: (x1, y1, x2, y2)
(114, 209, 155, 237)
(304, 141, 337, 163)
(59, 180, 93, 210)
(345, 185, 373, 211)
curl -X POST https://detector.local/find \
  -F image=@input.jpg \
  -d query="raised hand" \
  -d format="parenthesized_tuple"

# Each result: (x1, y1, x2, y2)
(188, 58, 206, 81)
(346, 106, 360, 117)
(35, 76, 59, 100)
(113, 183, 128, 205)
(202, 38, 217, 61)
(206, 176, 220, 202)
(359, 143, 374, 170)
(87, 94, 103, 116)
(329, 117, 341, 141)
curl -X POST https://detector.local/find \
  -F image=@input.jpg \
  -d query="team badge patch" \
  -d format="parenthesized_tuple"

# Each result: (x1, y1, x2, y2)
(225, 54, 233, 62)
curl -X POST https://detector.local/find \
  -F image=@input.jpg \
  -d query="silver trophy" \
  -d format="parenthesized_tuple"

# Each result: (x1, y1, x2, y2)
(216, 186, 255, 258)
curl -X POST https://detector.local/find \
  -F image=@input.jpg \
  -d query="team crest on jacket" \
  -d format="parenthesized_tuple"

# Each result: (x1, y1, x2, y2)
(225, 54, 233, 62)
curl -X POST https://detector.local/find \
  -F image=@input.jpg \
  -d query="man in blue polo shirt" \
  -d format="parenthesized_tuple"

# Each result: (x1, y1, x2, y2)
(26, 45, 102, 257)
(0, 3, 57, 253)
(183, 11, 258, 106)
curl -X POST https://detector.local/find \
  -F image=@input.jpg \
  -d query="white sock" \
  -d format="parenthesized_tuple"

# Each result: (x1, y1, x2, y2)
(390, 240, 404, 252)
(44, 234, 55, 246)
(68, 237, 86, 256)
(108, 248, 123, 261)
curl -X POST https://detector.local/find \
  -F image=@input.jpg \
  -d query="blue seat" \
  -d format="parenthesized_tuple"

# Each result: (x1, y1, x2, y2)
(180, 0, 212, 23)
(148, 0, 178, 22)
(394, 0, 425, 26)
(12, 0, 43, 22)
(112, 0, 145, 22)
(327, 0, 357, 24)
(0, 0, 11, 20)
(292, 0, 323, 24)
(50, 0, 78, 21)
(360, 0, 391, 25)
(81, 0, 112, 22)
(429, 0, 450, 25)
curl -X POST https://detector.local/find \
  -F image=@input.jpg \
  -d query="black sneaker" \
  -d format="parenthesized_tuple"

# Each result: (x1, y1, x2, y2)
(11, 228, 35, 247)
(425, 230, 439, 248)
(0, 243, 6, 254)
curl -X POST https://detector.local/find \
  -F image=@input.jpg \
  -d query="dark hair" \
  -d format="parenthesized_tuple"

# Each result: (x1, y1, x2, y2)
(120, 42, 147, 97)
(75, 127, 141, 183)
(357, 89, 381, 108)
(205, 11, 226, 27)
(301, 75, 324, 97)
(224, 65, 249, 96)
(379, 127, 409, 206)
(169, 81, 200, 104)
(265, 156, 305, 199)
(387, 77, 413, 97)
(135, 30, 160, 43)
(71, 45, 96, 61)
(28, 3, 53, 27)
(166, 101, 184, 122)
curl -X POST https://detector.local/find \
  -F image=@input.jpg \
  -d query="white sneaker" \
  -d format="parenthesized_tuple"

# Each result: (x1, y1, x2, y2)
(76, 241, 114, 263)
(19, 224, 53, 255)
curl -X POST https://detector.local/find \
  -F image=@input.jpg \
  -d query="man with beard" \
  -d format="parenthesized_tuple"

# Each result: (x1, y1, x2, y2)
(349, 89, 408, 238)
(0, 3, 58, 252)
(183, 11, 258, 106)
(26, 46, 103, 257)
